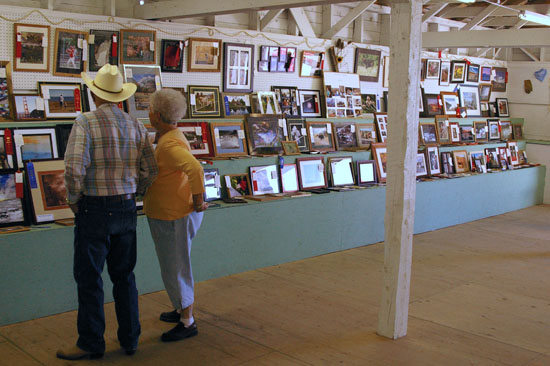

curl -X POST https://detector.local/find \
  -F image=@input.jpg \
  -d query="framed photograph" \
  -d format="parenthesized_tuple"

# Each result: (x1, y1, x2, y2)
(0, 62, 13, 122)
(450, 61, 467, 83)
(187, 38, 222, 72)
(0, 130, 15, 169)
(480, 101, 489, 117)
(203, 168, 221, 202)
(449, 122, 461, 143)
(13, 23, 50, 72)
(333, 123, 358, 150)
(474, 121, 488, 142)
(441, 152, 454, 174)
(120, 29, 156, 64)
(512, 123, 524, 140)
(419, 123, 439, 145)
(280, 164, 299, 193)
(256, 91, 281, 115)
(354, 48, 381, 82)
(416, 153, 428, 177)
(355, 123, 377, 148)
(498, 146, 509, 169)
(492, 67, 507, 92)
(38, 82, 83, 119)
(371, 143, 387, 183)
(467, 64, 480, 83)
(361, 94, 378, 114)
(287, 118, 309, 152)
(272, 86, 300, 117)
(469, 150, 487, 173)
(160, 39, 184, 72)
(0, 169, 28, 227)
(298, 89, 322, 118)
(88, 29, 119, 72)
(300, 51, 325, 77)
(507, 141, 519, 165)
(357, 160, 377, 186)
(177, 121, 214, 158)
(13, 128, 58, 167)
(485, 148, 500, 169)
(328, 156, 354, 187)
(374, 113, 388, 143)
(188, 85, 221, 118)
(481, 66, 492, 82)
(296, 157, 327, 190)
(53, 28, 87, 77)
(223, 43, 254, 93)
(245, 115, 284, 155)
(452, 150, 470, 173)
(459, 85, 481, 117)
(434, 115, 451, 144)
(500, 120, 513, 140)
(439, 61, 451, 86)
(425, 59, 440, 79)
(249, 165, 280, 195)
(26, 159, 73, 224)
(13, 94, 45, 121)
(460, 124, 475, 143)
(440, 92, 459, 116)
(222, 93, 251, 117)
(489, 102, 497, 117)
(306, 121, 335, 152)
(210, 121, 248, 157)
(479, 84, 492, 102)
(55, 124, 72, 159)
(422, 93, 442, 117)
(83, 84, 97, 112)
(496, 97, 509, 117)
(123, 65, 162, 119)
(224, 174, 251, 197)
(487, 119, 500, 140)
(281, 140, 300, 155)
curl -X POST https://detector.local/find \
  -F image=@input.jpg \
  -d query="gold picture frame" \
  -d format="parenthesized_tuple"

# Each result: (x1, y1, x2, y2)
(188, 37, 222, 72)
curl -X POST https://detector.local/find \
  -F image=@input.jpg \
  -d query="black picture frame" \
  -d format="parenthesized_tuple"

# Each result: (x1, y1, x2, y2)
(88, 29, 119, 72)
(0, 169, 29, 227)
(160, 39, 184, 73)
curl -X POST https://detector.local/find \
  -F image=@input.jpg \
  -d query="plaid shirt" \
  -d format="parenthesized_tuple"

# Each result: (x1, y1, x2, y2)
(64, 103, 158, 204)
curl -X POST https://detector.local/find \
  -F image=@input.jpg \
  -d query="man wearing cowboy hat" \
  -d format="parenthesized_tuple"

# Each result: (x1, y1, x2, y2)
(57, 64, 158, 360)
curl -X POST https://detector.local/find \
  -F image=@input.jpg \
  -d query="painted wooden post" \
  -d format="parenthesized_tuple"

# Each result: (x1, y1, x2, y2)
(377, 0, 422, 340)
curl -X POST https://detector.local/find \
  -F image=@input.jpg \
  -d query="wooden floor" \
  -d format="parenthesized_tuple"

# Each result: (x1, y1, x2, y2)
(2, 205, 550, 365)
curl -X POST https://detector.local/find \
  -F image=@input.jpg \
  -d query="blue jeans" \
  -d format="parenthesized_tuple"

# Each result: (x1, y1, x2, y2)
(73, 196, 140, 353)
(147, 212, 203, 310)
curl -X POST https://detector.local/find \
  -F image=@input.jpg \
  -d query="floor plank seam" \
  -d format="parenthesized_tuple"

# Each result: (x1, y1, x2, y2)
(408, 315, 547, 366)
(1, 334, 46, 366)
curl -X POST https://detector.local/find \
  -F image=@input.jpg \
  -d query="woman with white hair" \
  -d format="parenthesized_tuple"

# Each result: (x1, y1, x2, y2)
(143, 88, 208, 342)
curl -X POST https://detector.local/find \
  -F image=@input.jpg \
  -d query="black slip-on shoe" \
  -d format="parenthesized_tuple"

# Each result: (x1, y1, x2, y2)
(160, 309, 180, 323)
(161, 322, 198, 342)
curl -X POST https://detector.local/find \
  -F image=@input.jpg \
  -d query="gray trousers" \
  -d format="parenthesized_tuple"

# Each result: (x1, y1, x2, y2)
(147, 212, 203, 310)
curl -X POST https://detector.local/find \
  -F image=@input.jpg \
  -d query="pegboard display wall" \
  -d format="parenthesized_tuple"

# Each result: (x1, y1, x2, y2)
(0, 5, 507, 101)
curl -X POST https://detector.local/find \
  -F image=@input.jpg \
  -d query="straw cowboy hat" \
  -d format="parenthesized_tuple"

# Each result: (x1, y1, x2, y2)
(81, 64, 136, 103)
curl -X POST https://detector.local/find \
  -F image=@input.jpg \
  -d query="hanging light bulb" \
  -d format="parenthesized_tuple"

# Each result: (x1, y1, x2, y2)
(139, 0, 144, 5)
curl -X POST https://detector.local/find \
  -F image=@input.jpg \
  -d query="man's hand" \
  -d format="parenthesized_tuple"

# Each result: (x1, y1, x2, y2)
(192, 193, 208, 213)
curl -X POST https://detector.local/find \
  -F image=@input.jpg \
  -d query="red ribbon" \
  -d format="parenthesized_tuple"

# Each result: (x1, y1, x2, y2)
(4, 129, 12, 155)
(201, 123, 208, 143)
(438, 50, 442, 59)
(252, 180, 258, 192)
(505, 71, 508, 83)
(463, 58, 471, 65)
(112, 33, 117, 58)
(16, 32, 22, 58)
(74, 89, 81, 112)
(15, 171, 23, 198)
(455, 106, 461, 118)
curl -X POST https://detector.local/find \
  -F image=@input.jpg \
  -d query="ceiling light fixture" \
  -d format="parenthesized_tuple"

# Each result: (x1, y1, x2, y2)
(518, 10, 550, 26)
(139, 0, 144, 5)
(456, 0, 476, 3)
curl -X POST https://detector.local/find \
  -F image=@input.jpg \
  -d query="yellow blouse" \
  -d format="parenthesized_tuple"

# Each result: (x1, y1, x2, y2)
(143, 128, 204, 220)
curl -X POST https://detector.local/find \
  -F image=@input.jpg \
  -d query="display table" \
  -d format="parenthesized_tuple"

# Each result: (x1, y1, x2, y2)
(0, 165, 545, 326)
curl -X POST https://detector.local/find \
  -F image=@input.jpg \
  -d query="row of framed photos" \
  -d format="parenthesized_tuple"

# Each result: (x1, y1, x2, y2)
(423, 59, 507, 92)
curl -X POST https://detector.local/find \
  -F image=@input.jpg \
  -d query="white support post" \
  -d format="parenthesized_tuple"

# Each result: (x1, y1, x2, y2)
(288, 8, 316, 37)
(40, 0, 54, 10)
(260, 9, 284, 31)
(288, 10, 299, 36)
(321, 1, 375, 39)
(104, 0, 116, 17)
(322, 5, 332, 38)
(421, 3, 447, 24)
(377, 0, 422, 340)
(448, 27, 458, 55)
(379, 14, 391, 46)
(353, 13, 364, 43)
(427, 23, 439, 52)
(206, 15, 216, 27)
(249, 11, 260, 31)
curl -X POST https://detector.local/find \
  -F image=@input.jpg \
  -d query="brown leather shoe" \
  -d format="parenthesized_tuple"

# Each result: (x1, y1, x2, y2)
(56, 345, 103, 360)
